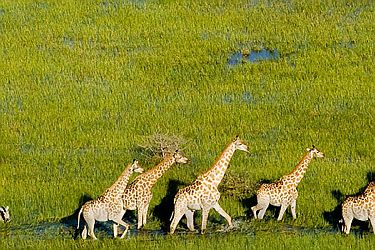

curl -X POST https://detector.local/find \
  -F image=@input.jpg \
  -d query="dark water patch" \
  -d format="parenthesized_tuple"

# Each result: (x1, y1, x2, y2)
(34, 2, 49, 9)
(0, 96, 24, 115)
(1, 221, 72, 240)
(340, 7, 364, 25)
(20, 143, 35, 154)
(128, 228, 167, 238)
(221, 91, 256, 105)
(332, 41, 355, 52)
(228, 49, 279, 67)
(1, 217, 358, 241)
(101, 0, 148, 11)
(201, 32, 209, 40)
(222, 94, 233, 104)
(242, 91, 254, 104)
(128, 0, 148, 7)
(281, 224, 339, 235)
(247, 0, 294, 10)
(63, 37, 74, 49)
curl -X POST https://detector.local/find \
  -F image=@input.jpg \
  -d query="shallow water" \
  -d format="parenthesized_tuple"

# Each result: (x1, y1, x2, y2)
(228, 49, 279, 66)
(0, 217, 346, 241)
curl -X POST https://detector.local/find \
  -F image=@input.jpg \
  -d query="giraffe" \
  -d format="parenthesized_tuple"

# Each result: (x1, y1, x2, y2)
(251, 146, 324, 221)
(122, 150, 188, 229)
(77, 160, 144, 240)
(170, 136, 249, 234)
(341, 181, 375, 234)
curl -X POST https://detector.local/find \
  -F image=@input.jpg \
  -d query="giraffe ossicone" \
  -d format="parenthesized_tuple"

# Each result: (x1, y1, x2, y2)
(170, 136, 249, 234)
(251, 146, 324, 221)
(77, 160, 144, 240)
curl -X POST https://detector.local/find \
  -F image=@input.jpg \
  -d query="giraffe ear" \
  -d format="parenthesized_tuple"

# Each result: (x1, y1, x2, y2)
(312, 145, 315, 149)
(132, 159, 136, 163)
(306, 148, 311, 151)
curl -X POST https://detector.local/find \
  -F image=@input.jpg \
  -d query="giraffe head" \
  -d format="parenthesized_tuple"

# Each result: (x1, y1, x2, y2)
(233, 136, 249, 153)
(131, 159, 144, 174)
(306, 146, 324, 158)
(172, 150, 188, 164)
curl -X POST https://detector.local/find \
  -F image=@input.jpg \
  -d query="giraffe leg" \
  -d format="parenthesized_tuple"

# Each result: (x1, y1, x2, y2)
(86, 218, 97, 240)
(141, 202, 150, 228)
(170, 210, 185, 234)
(257, 204, 269, 220)
(343, 216, 353, 234)
(113, 223, 118, 238)
(251, 204, 259, 219)
(170, 199, 188, 234)
(111, 218, 130, 239)
(137, 206, 144, 230)
(81, 225, 88, 240)
(252, 195, 270, 220)
(201, 208, 210, 234)
(290, 199, 297, 219)
(213, 203, 233, 228)
(277, 204, 288, 221)
(185, 210, 195, 231)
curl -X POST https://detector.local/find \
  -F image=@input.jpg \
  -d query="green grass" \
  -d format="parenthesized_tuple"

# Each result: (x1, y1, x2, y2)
(1, 0, 375, 249)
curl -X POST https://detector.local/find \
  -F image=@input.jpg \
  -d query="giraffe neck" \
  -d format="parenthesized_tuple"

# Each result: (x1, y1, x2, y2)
(199, 142, 236, 188)
(283, 152, 313, 187)
(141, 155, 175, 187)
(102, 164, 134, 200)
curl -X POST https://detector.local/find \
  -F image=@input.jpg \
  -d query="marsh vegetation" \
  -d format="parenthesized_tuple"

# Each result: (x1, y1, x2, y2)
(1, 0, 374, 249)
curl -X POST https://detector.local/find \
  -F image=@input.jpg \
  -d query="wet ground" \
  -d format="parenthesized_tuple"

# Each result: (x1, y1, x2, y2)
(0, 217, 353, 241)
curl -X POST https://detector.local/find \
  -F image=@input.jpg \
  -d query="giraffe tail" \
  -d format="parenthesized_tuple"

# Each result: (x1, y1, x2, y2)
(169, 211, 174, 221)
(77, 207, 83, 229)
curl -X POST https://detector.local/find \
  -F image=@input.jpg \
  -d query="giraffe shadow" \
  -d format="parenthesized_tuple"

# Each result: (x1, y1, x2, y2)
(367, 171, 375, 183)
(241, 195, 257, 218)
(322, 190, 344, 232)
(152, 179, 186, 231)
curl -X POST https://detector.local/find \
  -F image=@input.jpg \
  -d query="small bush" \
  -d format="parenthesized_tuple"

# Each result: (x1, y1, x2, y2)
(219, 171, 258, 200)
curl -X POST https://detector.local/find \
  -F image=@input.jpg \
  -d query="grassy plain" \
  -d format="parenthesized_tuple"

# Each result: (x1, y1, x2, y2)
(0, 0, 374, 249)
